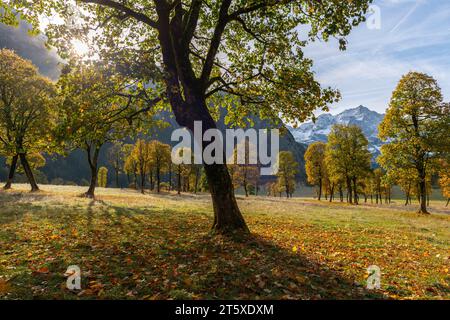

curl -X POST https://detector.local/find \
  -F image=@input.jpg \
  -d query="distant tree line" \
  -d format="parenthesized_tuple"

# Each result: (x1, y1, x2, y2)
(304, 72, 449, 213)
(0, 50, 160, 197)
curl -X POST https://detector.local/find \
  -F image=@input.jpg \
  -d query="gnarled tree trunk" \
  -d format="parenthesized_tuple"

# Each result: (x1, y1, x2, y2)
(19, 153, 39, 192)
(3, 154, 18, 190)
(418, 170, 429, 214)
(84, 144, 101, 199)
(353, 178, 358, 205)
(156, 166, 161, 193)
(318, 178, 322, 201)
(172, 97, 249, 234)
(346, 177, 353, 204)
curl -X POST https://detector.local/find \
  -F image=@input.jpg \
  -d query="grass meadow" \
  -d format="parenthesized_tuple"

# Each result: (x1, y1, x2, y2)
(0, 184, 449, 300)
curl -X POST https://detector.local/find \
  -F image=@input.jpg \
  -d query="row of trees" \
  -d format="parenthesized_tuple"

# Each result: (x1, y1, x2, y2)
(0, 50, 160, 198)
(305, 72, 449, 213)
(108, 140, 207, 195)
(304, 125, 372, 204)
(0, 47, 301, 201)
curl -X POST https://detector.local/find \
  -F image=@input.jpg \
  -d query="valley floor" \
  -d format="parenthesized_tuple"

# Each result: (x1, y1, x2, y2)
(0, 184, 449, 300)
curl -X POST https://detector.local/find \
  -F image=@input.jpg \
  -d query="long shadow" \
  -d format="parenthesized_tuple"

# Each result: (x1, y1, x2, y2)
(148, 233, 385, 299)
(0, 191, 51, 225)
(76, 204, 385, 299)
(1, 191, 386, 299)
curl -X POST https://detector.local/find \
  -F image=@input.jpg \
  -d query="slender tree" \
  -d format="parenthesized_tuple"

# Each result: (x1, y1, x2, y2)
(124, 150, 139, 189)
(148, 140, 171, 193)
(229, 141, 259, 197)
(304, 142, 327, 200)
(97, 166, 108, 188)
(107, 142, 125, 188)
(131, 139, 152, 194)
(276, 151, 298, 198)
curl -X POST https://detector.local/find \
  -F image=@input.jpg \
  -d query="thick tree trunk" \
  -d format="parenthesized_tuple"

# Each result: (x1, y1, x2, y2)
(446, 198, 449, 207)
(85, 164, 98, 198)
(346, 177, 353, 204)
(140, 173, 146, 194)
(84, 145, 101, 199)
(3, 154, 18, 190)
(405, 187, 410, 206)
(156, 167, 161, 193)
(205, 163, 249, 233)
(149, 170, 154, 191)
(171, 98, 248, 234)
(353, 178, 358, 205)
(19, 153, 39, 192)
(418, 171, 429, 214)
(329, 183, 335, 202)
(154, 0, 248, 235)
(318, 178, 322, 201)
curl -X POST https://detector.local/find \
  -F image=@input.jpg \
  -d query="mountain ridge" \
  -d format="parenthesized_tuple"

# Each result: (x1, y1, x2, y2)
(288, 105, 385, 156)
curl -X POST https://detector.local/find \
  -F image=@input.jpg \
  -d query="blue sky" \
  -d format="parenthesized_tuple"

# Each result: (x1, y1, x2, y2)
(1, 0, 448, 116)
(304, 0, 450, 115)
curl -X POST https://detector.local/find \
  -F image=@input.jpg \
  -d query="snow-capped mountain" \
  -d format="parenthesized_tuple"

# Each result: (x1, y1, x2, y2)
(289, 106, 385, 156)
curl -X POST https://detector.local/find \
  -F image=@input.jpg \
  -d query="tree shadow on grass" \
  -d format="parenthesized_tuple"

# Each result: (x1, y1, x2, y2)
(150, 233, 385, 299)
(0, 191, 51, 225)
(1, 194, 386, 300)
(74, 204, 386, 300)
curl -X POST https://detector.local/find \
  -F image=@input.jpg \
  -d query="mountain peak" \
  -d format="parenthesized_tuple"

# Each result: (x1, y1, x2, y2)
(355, 105, 369, 112)
(288, 106, 385, 157)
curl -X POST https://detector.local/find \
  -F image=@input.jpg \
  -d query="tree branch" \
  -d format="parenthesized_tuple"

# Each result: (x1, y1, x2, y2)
(199, 0, 232, 88)
(182, 0, 202, 46)
(79, 0, 158, 29)
(231, 16, 267, 43)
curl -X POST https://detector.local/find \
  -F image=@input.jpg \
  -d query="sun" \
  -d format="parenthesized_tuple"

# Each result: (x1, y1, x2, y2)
(71, 39, 90, 56)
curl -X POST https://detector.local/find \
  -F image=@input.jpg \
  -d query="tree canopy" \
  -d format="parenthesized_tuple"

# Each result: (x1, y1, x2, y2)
(378, 72, 450, 213)
(326, 124, 371, 204)
(304, 141, 327, 200)
(0, 49, 56, 191)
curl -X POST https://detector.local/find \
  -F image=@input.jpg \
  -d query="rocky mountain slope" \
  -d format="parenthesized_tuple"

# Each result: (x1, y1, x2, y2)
(288, 106, 385, 156)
